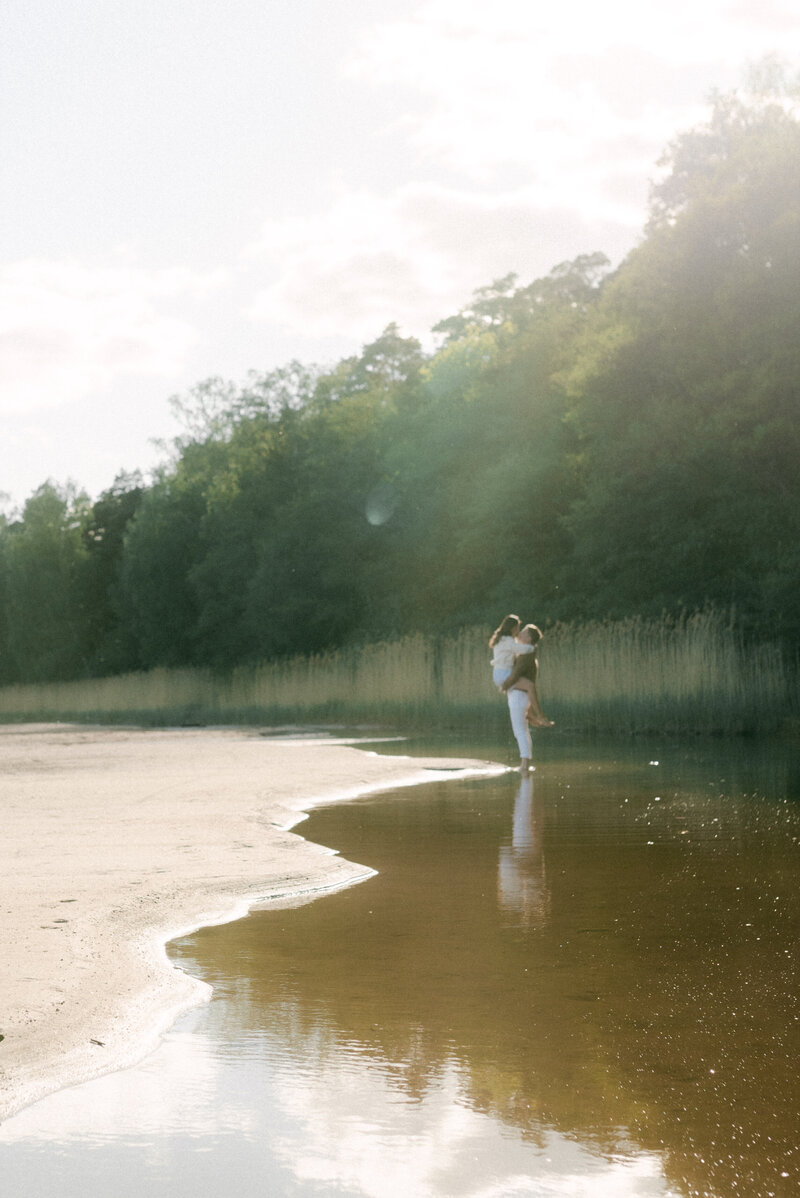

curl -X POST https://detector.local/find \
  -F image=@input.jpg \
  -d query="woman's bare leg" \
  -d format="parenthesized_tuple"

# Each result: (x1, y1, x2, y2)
(512, 680, 554, 727)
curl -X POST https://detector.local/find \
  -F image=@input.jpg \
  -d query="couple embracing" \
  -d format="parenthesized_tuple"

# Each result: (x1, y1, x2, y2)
(489, 614, 554, 773)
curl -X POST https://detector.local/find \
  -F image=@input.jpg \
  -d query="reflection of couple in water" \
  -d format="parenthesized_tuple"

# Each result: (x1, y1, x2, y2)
(497, 773, 550, 930)
(490, 613, 554, 773)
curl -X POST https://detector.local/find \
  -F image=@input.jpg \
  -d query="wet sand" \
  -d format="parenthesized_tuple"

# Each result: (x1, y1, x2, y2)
(0, 724, 497, 1123)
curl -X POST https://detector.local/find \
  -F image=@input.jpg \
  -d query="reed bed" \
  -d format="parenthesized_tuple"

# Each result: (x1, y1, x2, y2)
(541, 611, 792, 734)
(0, 612, 793, 734)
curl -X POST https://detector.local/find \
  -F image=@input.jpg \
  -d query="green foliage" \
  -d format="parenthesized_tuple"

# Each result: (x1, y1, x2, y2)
(0, 483, 92, 681)
(562, 90, 800, 638)
(2, 81, 800, 687)
(119, 465, 209, 668)
(81, 472, 145, 674)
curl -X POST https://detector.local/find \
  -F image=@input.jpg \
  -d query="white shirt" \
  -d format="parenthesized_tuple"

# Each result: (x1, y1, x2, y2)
(491, 635, 533, 670)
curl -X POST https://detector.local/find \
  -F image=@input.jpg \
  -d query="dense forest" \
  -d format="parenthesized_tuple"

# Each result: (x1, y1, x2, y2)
(2, 89, 800, 685)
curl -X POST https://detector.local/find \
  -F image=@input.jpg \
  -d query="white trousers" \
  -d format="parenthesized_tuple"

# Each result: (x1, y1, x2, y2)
(506, 687, 532, 760)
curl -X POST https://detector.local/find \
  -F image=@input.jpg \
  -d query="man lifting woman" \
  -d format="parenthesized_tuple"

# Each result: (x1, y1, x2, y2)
(489, 614, 554, 726)
(489, 613, 554, 772)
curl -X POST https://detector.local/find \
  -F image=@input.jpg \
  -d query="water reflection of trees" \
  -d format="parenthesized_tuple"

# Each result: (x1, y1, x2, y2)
(173, 764, 800, 1198)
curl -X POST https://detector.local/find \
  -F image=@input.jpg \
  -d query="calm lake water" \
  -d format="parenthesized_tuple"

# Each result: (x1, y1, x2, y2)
(3, 734, 800, 1198)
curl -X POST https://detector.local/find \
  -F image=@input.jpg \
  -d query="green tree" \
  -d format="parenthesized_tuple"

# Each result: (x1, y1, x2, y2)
(562, 89, 800, 638)
(81, 472, 145, 674)
(1, 482, 91, 681)
(119, 455, 213, 668)
(370, 258, 608, 631)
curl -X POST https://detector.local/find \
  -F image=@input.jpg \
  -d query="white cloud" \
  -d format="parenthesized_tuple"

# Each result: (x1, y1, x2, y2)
(728, 0, 798, 33)
(345, 0, 800, 183)
(0, 259, 221, 415)
(246, 181, 638, 343)
(244, 0, 799, 347)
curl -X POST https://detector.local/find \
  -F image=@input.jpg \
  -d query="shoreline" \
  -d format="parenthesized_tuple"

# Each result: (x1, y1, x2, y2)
(0, 723, 502, 1124)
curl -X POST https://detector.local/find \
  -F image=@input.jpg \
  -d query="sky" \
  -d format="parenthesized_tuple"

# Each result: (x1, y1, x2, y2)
(2, 0, 799, 511)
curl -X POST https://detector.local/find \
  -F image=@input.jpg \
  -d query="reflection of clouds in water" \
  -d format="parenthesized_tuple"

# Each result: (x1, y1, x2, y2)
(0, 1019, 255, 1146)
(498, 776, 551, 930)
(271, 1050, 673, 1197)
(0, 1019, 674, 1196)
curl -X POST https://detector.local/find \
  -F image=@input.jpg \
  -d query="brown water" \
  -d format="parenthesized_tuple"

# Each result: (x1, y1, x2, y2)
(2, 736, 800, 1197)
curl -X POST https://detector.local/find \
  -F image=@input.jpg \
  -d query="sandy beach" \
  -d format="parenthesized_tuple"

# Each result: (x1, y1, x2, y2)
(0, 723, 499, 1124)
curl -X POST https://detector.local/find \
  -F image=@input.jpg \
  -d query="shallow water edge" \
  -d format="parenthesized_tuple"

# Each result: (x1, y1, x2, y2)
(0, 724, 500, 1124)
(4, 730, 799, 1198)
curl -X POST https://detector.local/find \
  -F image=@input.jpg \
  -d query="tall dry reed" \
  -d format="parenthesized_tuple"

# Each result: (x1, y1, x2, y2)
(0, 612, 792, 734)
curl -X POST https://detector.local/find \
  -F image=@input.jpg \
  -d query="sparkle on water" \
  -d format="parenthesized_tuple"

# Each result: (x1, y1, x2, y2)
(2, 734, 799, 1198)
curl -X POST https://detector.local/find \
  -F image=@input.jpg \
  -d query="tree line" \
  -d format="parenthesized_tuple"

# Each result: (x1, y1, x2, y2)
(2, 88, 800, 685)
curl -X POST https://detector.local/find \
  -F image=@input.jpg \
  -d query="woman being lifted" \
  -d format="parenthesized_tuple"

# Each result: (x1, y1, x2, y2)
(489, 617, 554, 727)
